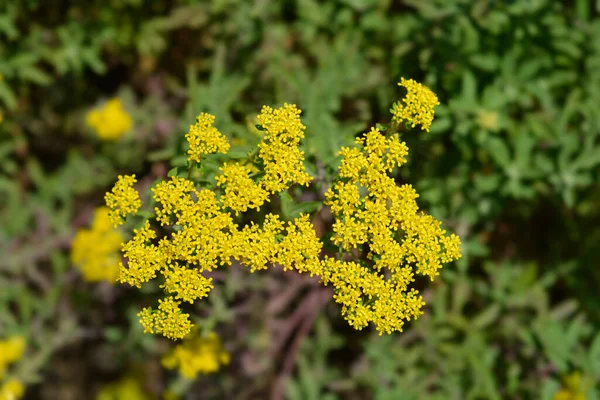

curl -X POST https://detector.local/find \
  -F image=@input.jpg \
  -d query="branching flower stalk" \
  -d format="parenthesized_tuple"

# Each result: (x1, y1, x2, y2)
(105, 79, 461, 339)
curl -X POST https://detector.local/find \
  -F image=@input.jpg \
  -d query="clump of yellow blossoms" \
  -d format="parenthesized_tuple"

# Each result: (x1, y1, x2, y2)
(162, 331, 230, 378)
(186, 112, 230, 163)
(105, 78, 461, 339)
(323, 126, 461, 334)
(105, 175, 142, 227)
(256, 104, 312, 193)
(71, 207, 123, 283)
(86, 98, 133, 140)
(0, 336, 26, 400)
(391, 77, 440, 132)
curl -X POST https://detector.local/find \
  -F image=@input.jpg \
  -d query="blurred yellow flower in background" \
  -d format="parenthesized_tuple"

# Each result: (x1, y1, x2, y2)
(477, 110, 499, 131)
(71, 207, 123, 283)
(96, 376, 153, 400)
(0, 336, 25, 380)
(0, 336, 26, 400)
(554, 371, 587, 400)
(0, 379, 25, 400)
(162, 332, 230, 378)
(86, 98, 132, 141)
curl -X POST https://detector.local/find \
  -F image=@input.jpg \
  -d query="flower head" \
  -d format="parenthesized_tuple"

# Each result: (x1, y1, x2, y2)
(186, 113, 230, 163)
(119, 221, 164, 288)
(391, 78, 439, 132)
(86, 98, 132, 140)
(105, 175, 142, 227)
(323, 127, 461, 334)
(256, 104, 312, 193)
(216, 162, 269, 214)
(0, 378, 25, 400)
(71, 207, 123, 283)
(0, 336, 25, 381)
(162, 331, 230, 378)
(138, 296, 192, 340)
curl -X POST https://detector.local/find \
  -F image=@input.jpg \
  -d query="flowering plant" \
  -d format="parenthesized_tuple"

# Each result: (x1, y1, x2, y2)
(105, 79, 461, 339)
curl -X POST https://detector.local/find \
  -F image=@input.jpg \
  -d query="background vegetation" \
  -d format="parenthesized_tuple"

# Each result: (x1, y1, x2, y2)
(1, 0, 600, 399)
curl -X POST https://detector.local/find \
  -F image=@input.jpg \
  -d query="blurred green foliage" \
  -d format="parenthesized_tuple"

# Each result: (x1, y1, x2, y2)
(1, 0, 600, 398)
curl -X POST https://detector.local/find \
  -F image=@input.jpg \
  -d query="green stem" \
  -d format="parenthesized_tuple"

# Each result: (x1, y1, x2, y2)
(187, 161, 195, 180)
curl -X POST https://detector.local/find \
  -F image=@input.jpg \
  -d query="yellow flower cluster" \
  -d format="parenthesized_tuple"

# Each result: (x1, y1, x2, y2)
(86, 98, 132, 140)
(105, 105, 320, 339)
(391, 78, 440, 132)
(138, 297, 193, 340)
(162, 332, 230, 378)
(256, 104, 312, 193)
(71, 207, 123, 283)
(216, 163, 269, 214)
(185, 112, 230, 163)
(105, 175, 142, 227)
(323, 126, 461, 334)
(0, 336, 26, 400)
(106, 83, 461, 338)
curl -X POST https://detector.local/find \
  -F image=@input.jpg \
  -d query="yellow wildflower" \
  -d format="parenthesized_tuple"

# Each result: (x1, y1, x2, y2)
(96, 376, 152, 400)
(477, 110, 498, 130)
(161, 264, 213, 304)
(0, 379, 25, 400)
(156, 185, 237, 272)
(216, 162, 269, 214)
(554, 372, 587, 400)
(391, 77, 439, 132)
(0, 336, 25, 380)
(276, 214, 323, 275)
(162, 332, 230, 378)
(231, 213, 284, 273)
(86, 98, 132, 140)
(0, 111, 3, 124)
(323, 126, 461, 334)
(105, 175, 142, 227)
(152, 177, 199, 226)
(71, 207, 123, 283)
(138, 296, 192, 340)
(256, 104, 312, 193)
(186, 113, 230, 163)
(106, 86, 461, 339)
(119, 221, 164, 288)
